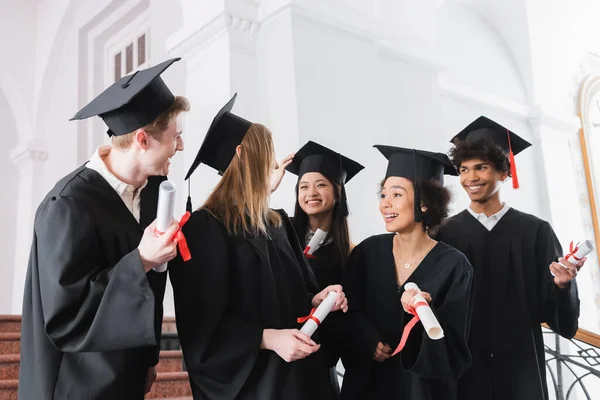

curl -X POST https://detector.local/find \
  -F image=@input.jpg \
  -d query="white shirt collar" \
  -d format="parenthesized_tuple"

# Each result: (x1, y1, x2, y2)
(86, 146, 148, 222)
(467, 203, 510, 230)
(86, 146, 147, 195)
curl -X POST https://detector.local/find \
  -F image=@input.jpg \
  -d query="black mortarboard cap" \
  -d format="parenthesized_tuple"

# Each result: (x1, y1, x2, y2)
(71, 58, 180, 137)
(374, 145, 457, 183)
(450, 116, 531, 189)
(184, 93, 251, 180)
(286, 141, 364, 185)
(183, 93, 251, 212)
(287, 141, 364, 218)
(375, 145, 457, 223)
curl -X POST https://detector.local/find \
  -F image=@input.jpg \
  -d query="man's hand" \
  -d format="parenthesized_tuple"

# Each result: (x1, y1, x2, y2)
(138, 219, 180, 273)
(550, 257, 586, 289)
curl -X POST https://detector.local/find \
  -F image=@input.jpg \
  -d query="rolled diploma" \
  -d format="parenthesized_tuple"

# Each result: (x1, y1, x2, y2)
(404, 282, 444, 340)
(153, 180, 176, 273)
(300, 291, 338, 337)
(562, 240, 594, 267)
(304, 229, 328, 255)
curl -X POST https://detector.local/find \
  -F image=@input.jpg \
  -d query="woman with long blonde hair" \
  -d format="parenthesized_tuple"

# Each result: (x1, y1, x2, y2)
(169, 94, 347, 400)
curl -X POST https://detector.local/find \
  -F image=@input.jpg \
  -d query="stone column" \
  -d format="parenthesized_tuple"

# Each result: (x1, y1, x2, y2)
(10, 138, 48, 314)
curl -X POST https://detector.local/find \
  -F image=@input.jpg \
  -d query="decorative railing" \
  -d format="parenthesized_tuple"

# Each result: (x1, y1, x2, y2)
(544, 324, 600, 400)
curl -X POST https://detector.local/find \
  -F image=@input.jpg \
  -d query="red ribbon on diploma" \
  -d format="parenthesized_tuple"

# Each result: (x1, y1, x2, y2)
(155, 211, 192, 262)
(565, 241, 581, 262)
(303, 246, 316, 259)
(391, 300, 429, 356)
(297, 308, 321, 326)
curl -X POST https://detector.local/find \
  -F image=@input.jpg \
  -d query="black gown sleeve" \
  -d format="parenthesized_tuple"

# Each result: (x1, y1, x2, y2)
(36, 196, 156, 352)
(168, 210, 264, 398)
(537, 221, 580, 338)
(342, 243, 381, 359)
(400, 256, 474, 381)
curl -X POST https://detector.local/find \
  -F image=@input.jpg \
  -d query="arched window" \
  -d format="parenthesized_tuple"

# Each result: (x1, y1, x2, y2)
(578, 76, 600, 255)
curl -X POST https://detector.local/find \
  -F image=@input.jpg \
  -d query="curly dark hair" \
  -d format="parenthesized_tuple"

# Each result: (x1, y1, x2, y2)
(380, 177, 451, 232)
(418, 178, 451, 231)
(449, 138, 510, 175)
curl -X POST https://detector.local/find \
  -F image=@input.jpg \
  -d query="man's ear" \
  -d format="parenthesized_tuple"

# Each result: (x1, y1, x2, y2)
(134, 129, 150, 150)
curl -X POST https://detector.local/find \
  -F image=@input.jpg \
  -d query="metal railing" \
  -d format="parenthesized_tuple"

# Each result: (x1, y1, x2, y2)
(544, 325, 600, 400)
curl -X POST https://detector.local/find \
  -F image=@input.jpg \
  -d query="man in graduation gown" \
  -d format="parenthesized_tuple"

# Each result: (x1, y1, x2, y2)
(436, 116, 584, 400)
(18, 58, 190, 400)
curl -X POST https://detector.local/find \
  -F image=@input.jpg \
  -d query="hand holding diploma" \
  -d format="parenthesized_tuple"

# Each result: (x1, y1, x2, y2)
(261, 329, 320, 362)
(392, 282, 443, 356)
(299, 285, 347, 337)
(550, 240, 593, 288)
(154, 181, 177, 272)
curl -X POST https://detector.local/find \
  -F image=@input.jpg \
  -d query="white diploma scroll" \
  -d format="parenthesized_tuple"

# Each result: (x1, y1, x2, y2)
(153, 180, 176, 273)
(304, 229, 328, 256)
(562, 240, 594, 267)
(300, 291, 338, 337)
(404, 282, 444, 340)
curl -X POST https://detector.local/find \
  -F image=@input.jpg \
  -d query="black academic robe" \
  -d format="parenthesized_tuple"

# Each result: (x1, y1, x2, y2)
(340, 235, 474, 400)
(168, 208, 332, 400)
(436, 208, 580, 400)
(299, 233, 346, 399)
(18, 165, 168, 400)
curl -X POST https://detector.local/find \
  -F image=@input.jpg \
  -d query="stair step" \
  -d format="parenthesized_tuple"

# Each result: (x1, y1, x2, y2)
(156, 350, 184, 373)
(0, 316, 20, 333)
(146, 372, 192, 398)
(0, 379, 18, 400)
(0, 350, 182, 382)
(0, 354, 19, 380)
(0, 333, 19, 354)
(0, 374, 192, 399)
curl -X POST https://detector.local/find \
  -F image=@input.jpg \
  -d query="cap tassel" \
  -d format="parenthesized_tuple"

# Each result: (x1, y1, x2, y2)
(186, 178, 192, 213)
(412, 149, 423, 222)
(506, 129, 519, 189)
(338, 185, 349, 218)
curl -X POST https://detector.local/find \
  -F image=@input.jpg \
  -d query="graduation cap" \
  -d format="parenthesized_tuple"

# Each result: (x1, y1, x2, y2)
(450, 116, 532, 189)
(374, 145, 457, 222)
(286, 141, 364, 218)
(71, 58, 181, 137)
(183, 93, 252, 211)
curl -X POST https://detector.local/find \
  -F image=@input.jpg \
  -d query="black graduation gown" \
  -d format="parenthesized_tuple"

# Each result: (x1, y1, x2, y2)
(168, 208, 332, 400)
(340, 235, 474, 400)
(436, 208, 580, 400)
(18, 165, 168, 400)
(304, 241, 345, 399)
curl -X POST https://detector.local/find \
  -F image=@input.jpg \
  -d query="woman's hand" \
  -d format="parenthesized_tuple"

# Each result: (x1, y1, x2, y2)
(373, 341, 392, 362)
(400, 288, 431, 314)
(311, 284, 348, 313)
(261, 329, 320, 362)
(270, 154, 294, 193)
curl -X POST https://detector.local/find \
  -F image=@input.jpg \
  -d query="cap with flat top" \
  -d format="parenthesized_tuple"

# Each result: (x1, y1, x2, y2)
(71, 58, 181, 137)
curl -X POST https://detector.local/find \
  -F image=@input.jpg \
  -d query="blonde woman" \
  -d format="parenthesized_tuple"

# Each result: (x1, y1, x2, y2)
(169, 94, 347, 400)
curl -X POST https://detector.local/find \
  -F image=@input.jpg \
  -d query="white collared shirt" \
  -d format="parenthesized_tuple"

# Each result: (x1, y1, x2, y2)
(467, 203, 511, 231)
(86, 146, 148, 223)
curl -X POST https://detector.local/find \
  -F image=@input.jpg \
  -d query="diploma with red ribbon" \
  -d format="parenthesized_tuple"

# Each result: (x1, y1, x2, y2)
(392, 282, 444, 356)
(561, 240, 594, 267)
(153, 181, 192, 272)
(303, 229, 327, 259)
(298, 291, 338, 337)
